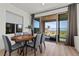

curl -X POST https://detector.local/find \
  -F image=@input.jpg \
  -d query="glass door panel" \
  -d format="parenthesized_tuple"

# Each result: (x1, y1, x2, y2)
(60, 20, 68, 42)
(45, 21, 57, 37)
(45, 20, 57, 41)
(58, 13, 68, 42)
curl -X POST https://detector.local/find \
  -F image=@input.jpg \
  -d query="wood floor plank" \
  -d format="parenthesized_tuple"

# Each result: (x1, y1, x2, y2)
(0, 41, 79, 56)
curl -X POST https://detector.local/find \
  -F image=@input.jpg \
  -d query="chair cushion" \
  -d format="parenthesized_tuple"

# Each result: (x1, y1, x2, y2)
(27, 42, 34, 48)
(12, 42, 23, 51)
(27, 34, 42, 48)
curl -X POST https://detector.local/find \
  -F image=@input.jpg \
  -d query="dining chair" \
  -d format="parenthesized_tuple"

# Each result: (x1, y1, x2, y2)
(15, 32, 25, 55)
(23, 32, 29, 35)
(23, 32, 34, 43)
(15, 32, 23, 36)
(27, 33, 42, 56)
(40, 34, 46, 49)
(2, 35, 24, 56)
(41, 34, 46, 48)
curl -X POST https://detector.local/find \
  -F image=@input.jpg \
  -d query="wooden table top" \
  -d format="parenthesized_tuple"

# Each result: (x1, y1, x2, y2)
(11, 35, 34, 42)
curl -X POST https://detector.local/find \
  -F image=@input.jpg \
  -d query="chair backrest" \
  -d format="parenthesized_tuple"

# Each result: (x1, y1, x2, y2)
(34, 33, 42, 48)
(41, 34, 46, 44)
(15, 32, 24, 44)
(2, 35, 12, 51)
(15, 32, 23, 36)
(23, 32, 28, 35)
(23, 32, 32, 35)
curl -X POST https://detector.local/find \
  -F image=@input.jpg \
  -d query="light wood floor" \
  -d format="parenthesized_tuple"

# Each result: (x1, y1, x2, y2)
(0, 41, 79, 56)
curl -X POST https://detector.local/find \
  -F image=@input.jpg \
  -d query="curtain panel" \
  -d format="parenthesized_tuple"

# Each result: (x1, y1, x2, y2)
(66, 4, 77, 46)
(31, 14, 35, 35)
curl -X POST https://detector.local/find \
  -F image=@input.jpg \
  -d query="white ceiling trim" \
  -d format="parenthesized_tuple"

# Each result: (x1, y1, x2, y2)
(35, 7, 68, 17)
(11, 3, 70, 14)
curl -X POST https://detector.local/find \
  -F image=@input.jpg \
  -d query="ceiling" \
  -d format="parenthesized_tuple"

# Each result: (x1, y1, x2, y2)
(11, 3, 71, 14)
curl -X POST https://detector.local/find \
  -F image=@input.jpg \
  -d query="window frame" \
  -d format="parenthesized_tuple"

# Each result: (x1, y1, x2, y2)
(6, 23, 15, 34)
(6, 23, 23, 34)
(16, 24, 23, 33)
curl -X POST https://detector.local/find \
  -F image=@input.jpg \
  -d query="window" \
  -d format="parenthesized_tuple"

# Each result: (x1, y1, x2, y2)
(34, 19, 40, 33)
(6, 23, 15, 34)
(6, 23, 23, 34)
(6, 11, 23, 34)
(45, 21, 56, 36)
(16, 24, 22, 32)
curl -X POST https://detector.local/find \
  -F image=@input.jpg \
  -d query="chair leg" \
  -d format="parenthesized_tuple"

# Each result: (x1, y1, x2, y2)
(4, 50, 7, 56)
(25, 41, 28, 55)
(29, 47, 33, 51)
(39, 46, 42, 53)
(23, 47, 24, 56)
(34, 49, 36, 56)
(17, 49, 20, 54)
(19, 47, 25, 56)
(20, 48, 23, 55)
(23, 51, 24, 56)
(9, 52, 11, 56)
(26, 46, 27, 55)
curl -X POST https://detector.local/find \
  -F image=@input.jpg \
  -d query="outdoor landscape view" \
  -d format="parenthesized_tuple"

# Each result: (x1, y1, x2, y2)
(45, 20, 68, 41)
(34, 19, 68, 42)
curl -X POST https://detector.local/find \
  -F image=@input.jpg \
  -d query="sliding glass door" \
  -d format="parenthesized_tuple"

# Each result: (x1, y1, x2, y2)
(34, 13, 68, 43)
(45, 20, 57, 41)
(59, 20, 68, 42)
(58, 13, 68, 42)
(44, 13, 68, 42)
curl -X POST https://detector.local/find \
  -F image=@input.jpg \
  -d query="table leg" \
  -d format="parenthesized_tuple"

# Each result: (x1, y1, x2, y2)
(25, 41, 27, 55)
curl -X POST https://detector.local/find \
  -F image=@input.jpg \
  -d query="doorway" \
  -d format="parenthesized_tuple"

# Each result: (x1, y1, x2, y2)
(45, 20, 57, 41)
(34, 13, 68, 43)
(58, 13, 68, 42)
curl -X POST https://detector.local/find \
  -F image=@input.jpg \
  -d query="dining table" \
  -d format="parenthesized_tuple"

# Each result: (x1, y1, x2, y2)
(11, 34, 34, 42)
(11, 34, 34, 55)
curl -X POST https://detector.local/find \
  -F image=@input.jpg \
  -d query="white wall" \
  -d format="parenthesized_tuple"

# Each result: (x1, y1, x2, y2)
(35, 7, 68, 17)
(0, 4, 31, 50)
(77, 4, 79, 36)
(6, 11, 23, 24)
(74, 4, 79, 51)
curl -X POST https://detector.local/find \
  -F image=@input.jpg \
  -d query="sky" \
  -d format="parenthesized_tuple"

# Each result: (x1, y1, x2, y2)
(45, 21, 68, 29)
(34, 20, 40, 28)
(34, 20, 68, 29)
